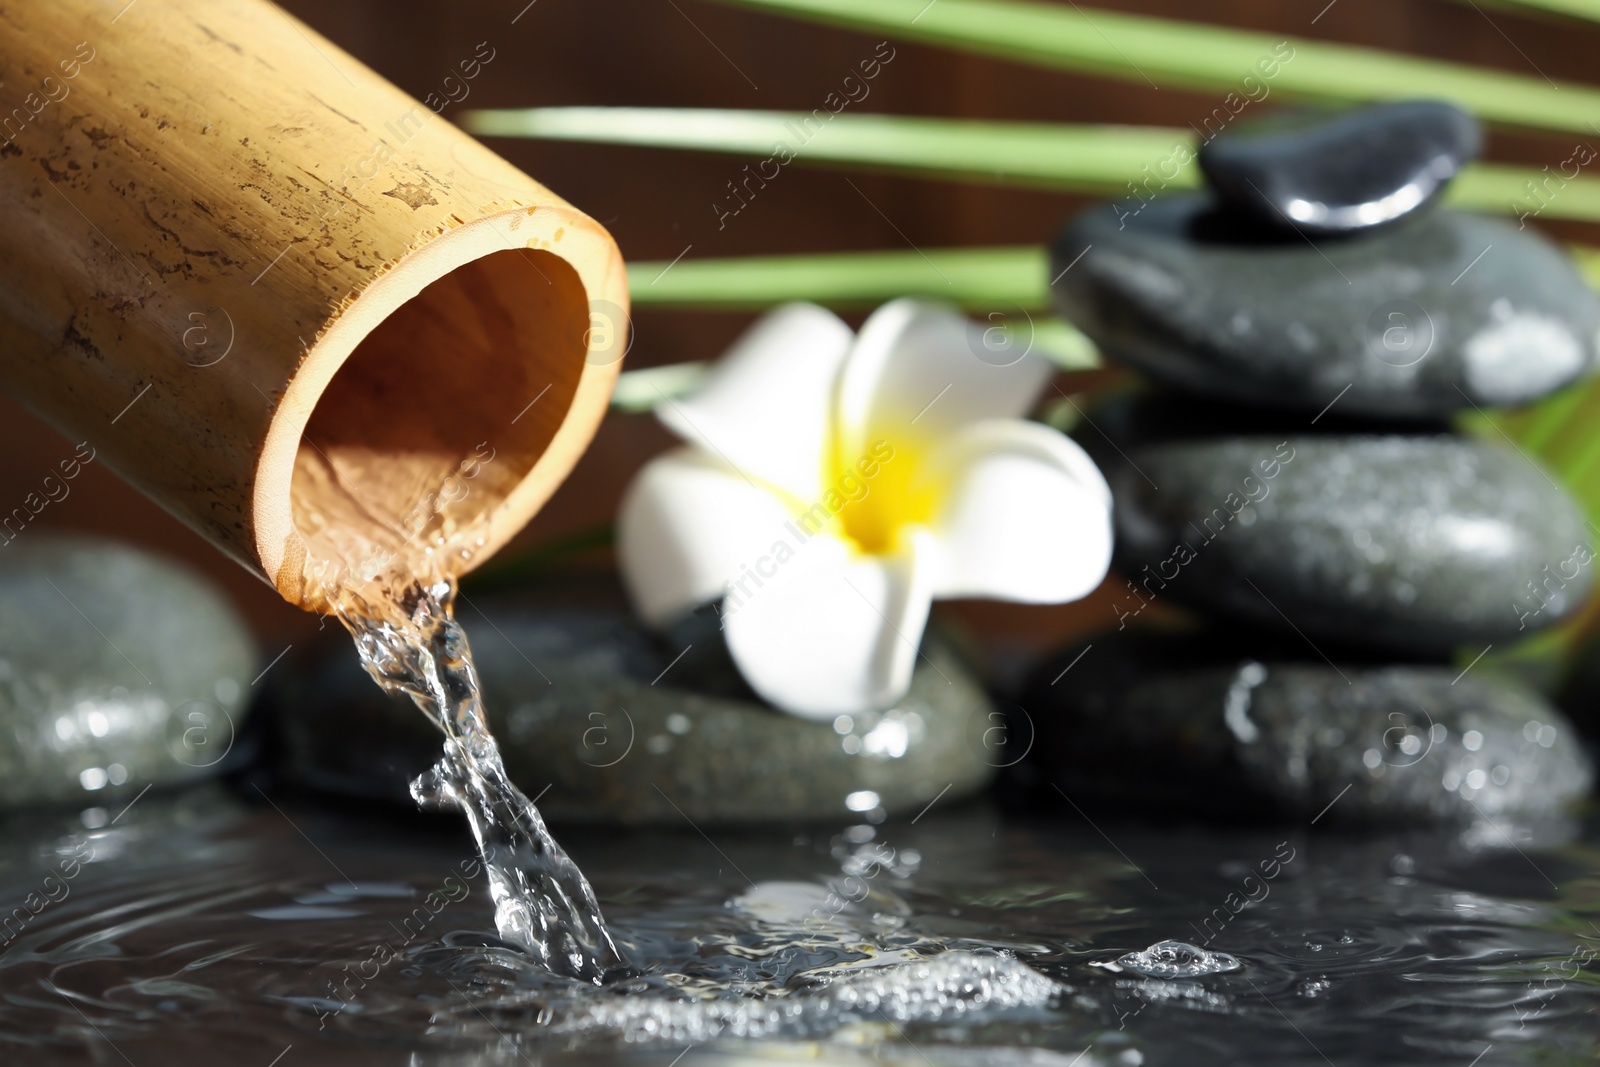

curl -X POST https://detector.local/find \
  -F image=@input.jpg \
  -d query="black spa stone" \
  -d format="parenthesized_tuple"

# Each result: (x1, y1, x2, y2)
(1051, 195, 1600, 417)
(1105, 435, 1593, 653)
(1197, 100, 1481, 234)
(1018, 631, 1593, 824)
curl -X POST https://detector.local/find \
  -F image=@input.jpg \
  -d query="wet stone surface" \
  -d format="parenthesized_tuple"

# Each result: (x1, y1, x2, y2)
(0, 537, 257, 811)
(1104, 434, 1593, 653)
(1051, 194, 1600, 417)
(1198, 100, 1481, 234)
(261, 577, 994, 825)
(1017, 631, 1593, 824)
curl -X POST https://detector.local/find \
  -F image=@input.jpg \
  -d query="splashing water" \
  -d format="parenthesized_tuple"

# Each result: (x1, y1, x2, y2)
(1113, 940, 1241, 978)
(320, 578, 1061, 1040)
(333, 577, 627, 983)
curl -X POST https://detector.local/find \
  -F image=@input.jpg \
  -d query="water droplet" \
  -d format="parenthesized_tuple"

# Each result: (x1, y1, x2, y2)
(1115, 940, 1241, 978)
(845, 790, 880, 813)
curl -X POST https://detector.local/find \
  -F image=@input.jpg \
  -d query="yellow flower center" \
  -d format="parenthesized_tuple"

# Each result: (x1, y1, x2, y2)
(827, 433, 940, 557)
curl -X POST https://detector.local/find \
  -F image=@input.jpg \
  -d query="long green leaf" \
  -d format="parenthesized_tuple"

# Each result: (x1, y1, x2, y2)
(628, 245, 1049, 310)
(1459, 0, 1600, 24)
(469, 107, 1600, 223)
(467, 108, 1183, 192)
(703, 0, 1600, 137)
(1455, 162, 1600, 222)
(622, 246, 1095, 396)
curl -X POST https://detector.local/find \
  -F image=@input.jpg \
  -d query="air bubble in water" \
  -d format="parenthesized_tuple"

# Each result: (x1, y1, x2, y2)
(1115, 940, 1241, 978)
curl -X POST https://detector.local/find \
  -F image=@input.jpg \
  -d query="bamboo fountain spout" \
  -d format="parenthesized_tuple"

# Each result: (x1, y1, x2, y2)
(0, 0, 627, 608)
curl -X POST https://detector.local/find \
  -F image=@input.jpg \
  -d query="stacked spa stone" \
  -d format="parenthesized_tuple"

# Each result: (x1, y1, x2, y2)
(1025, 101, 1597, 824)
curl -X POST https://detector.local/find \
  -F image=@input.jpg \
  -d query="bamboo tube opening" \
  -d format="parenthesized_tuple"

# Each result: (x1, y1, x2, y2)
(253, 213, 621, 608)
(287, 246, 587, 597)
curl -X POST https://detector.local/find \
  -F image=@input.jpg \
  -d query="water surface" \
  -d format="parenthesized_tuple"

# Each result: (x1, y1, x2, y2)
(1, 787, 1596, 1065)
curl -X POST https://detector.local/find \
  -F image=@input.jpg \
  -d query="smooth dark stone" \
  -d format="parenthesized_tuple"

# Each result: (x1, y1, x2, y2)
(0, 538, 257, 810)
(1018, 631, 1593, 823)
(1107, 435, 1593, 653)
(1198, 101, 1481, 234)
(1081, 386, 1454, 451)
(1051, 195, 1600, 417)
(260, 576, 994, 825)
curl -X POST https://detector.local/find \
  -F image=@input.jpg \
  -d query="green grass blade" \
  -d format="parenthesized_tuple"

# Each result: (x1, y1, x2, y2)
(1460, 0, 1600, 23)
(620, 245, 1093, 408)
(611, 362, 711, 412)
(628, 245, 1050, 310)
(469, 107, 1600, 223)
(466, 107, 1190, 194)
(1451, 163, 1600, 221)
(703, 0, 1600, 137)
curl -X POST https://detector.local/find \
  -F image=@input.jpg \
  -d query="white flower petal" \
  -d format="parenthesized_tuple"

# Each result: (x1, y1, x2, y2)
(657, 302, 853, 503)
(924, 419, 1113, 603)
(836, 299, 1057, 466)
(617, 447, 798, 625)
(722, 530, 936, 718)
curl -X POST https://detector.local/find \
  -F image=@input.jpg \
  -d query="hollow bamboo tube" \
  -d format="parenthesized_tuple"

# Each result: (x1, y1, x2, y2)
(0, 0, 627, 608)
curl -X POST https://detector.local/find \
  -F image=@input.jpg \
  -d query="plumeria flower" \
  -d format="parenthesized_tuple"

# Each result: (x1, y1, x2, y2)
(618, 299, 1113, 718)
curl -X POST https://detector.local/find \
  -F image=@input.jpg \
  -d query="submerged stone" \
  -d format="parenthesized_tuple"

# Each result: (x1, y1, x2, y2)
(0, 538, 257, 810)
(1198, 101, 1481, 234)
(263, 576, 993, 825)
(1051, 195, 1600, 417)
(1018, 631, 1593, 824)
(1106, 435, 1593, 653)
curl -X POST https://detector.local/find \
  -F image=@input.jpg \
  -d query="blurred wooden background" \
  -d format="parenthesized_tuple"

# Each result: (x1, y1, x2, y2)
(3, 0, 1593, 663)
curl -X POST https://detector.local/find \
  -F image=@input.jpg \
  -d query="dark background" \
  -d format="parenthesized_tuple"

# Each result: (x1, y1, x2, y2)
(4, 0, 1592, 661)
